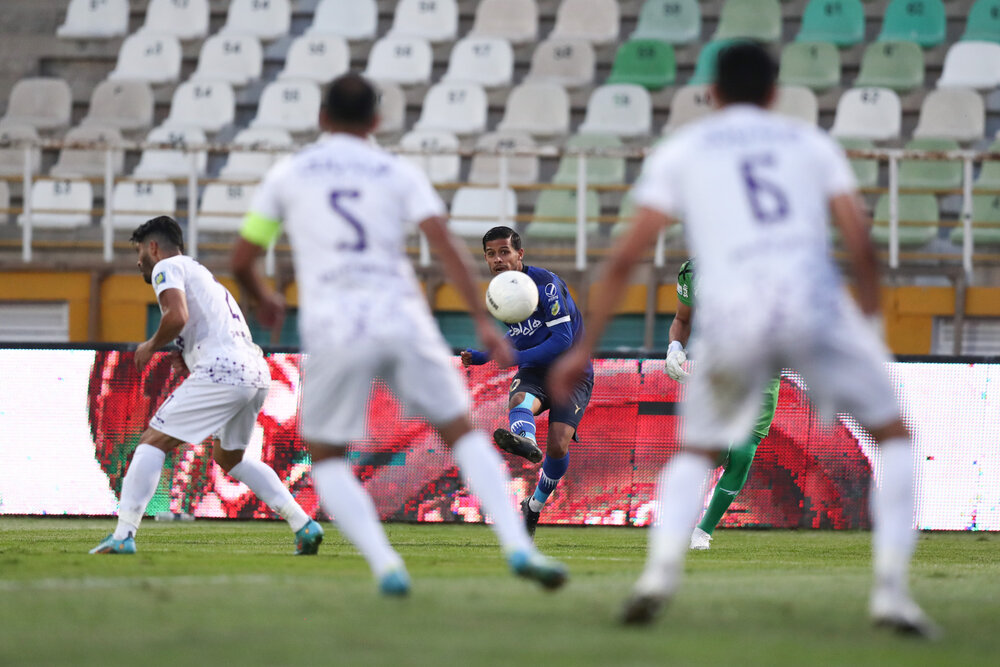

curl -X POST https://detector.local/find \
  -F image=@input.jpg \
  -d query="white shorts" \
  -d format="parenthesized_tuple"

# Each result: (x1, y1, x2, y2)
(300, 331, 469, 444)
(150, 378, 268, 451)
(683, 292, 900, 449)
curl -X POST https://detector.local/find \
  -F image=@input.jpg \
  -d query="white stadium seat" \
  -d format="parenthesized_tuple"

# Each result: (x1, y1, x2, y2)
(414, 82, 488, 135)
(497, 83, 571, 137)
(164, 81, 236, 134)
(373, 81, 407, 136)
(199, 183, 257, 232)
(774, 85, 819, 126)
(279, 35, 351, 83)
(399, 130, 461, 184)
(364, 37, 434, 86)
(550, 0, 620, 45)
(578, 84, 652, 137)
(220, 128, 293, 179)
(470, 0, 538, 44)
(469, 131, 539, 186)
(830, 87, 901, 141)
(80, 80, 154, 133)
(0, 78, 72, 132)
(133, 125, 208, 178)
(450, 186, 518, 238)
(57, 0, 128, 39)
(191, 34, 263, 87)
(937, 42, 1000, 91)
(389, 0, 458, 43)
(525, 40, 596, 89)
(20, 179, 93, 228)
(140, 0, 210, 41)
(0, 180, 9, 223)
(663, 85, 715, 134)
(0, 124, 41, 177)
(108, 33, 183, 85)
(914, 88, 985, 142)
(219, 0, 290, 42)
(108, 181, 178, 229)
(443, 37, 514, 88)
(251, 81, 322, 133)
(309, 0, 378, 40)
(50, 126, 125, 178)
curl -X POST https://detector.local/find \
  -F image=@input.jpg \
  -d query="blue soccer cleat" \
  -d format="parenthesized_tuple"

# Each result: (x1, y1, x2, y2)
(294, 520, 324, 555)
(89, 533, 136, 555)
(508, 549, 568, 590)
(378, 567, 411, 597)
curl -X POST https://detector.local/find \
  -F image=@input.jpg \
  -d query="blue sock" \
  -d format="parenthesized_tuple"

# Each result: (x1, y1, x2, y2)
(531, 453, 570, 508)
(508, 396, 537, 443)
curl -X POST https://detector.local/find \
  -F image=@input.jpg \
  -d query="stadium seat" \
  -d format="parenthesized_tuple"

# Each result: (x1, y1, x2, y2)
(779, 42, 841, 92)
(689, 40, 741, 85)
(140, 0, 209, 41)
(0, 180, 9, 223)
(0, 78, 72, 132)
(961, 0, 1000, 43)
(830, 87, 901, 140)
(220, 0, 290, 41)
(442, 37, 515, 89)
(80, 81, 154, 133)
(937, 42, 1000, 90)
(774, 86, 819, 125)
(898, 138, 961, 190)
(578, 84, 652, 137)
(20, 180, 93, 228)
(57, 0, 127, 39)
(308, 0, 378, 40)
(468, 131, 539, 186)
(398, 130, 461, 184)
(133, 126, 208, 178)
(164, 81, 235, 134)
(50, 126, 124, 179)
(872, 193, 938, 246)
(220, 128, 293, 179)
(0, 125, 41, 177)
(199, 183, 257, 232)
(108, 33, 182, 85)
(250, 81, 322, 134)
(950, 195, 1000, 246)
(279, 35, 351, 83)
(713, 0, 782, 43)
(414, 83, 488, 136)
(108, 181, 178, 229)
(364, 37, 434, 86)
(975, 140, 1000, 191)
(550, 0, 620, 45)
(450, 187, 518, 238)
(388, 0, 458, 43)
(612, 192, 685, 242)
(497, 83, 571, 137)
(837, 138, 878, 189)
(525, 40, 596, 89)
(190, 34, 263, 87)
(373, 81, 406, 136)
(854, 41, 924, 92)
(470, 0, 538, 44)
(553, 133, 625, 185)
(526, 189, 601, 240)
(796, 0, 865, 47)
(631, 0, 701, 45)
(663, 85, 715, 133)
(877, 0, 945, 49)
(606, 39, 676, 90)
(913, 88, 985, 142)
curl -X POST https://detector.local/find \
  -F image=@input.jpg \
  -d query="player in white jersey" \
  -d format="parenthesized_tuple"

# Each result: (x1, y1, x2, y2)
(230, 73, 567, 595)
(91, 216, 323, 556)
(550, 44, 938, 637)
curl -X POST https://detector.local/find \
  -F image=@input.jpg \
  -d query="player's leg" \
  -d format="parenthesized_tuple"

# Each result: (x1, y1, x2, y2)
(492, 373, 544, 463)
(691, 434, 760, 548)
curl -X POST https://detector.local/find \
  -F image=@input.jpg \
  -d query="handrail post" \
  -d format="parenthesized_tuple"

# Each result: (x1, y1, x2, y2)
(498, 153, 510, 226)
(575, 151, 587, 271)
(888, 152, 899, 269)
(961, 155, 974, 282)
(21, 145, 32, 263)
(103, 147, 114, 263)
(187, 149, 199, 260)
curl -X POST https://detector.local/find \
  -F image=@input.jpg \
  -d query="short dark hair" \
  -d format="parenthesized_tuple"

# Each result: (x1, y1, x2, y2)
(482, 226, 521, 252)
(715, 42, 778, 107)
(323, 73, 378, 127)
(130, 215, 184, 252)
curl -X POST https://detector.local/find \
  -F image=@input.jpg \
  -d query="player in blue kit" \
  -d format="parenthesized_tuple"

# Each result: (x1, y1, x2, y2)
(461, 226, 593, 536)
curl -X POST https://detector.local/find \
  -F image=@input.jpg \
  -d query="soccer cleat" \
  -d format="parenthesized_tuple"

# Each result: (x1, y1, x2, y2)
(378, 567, 411, 597)
(689, 527, 712, 550)
(870, 587, 942, 640)
(89, 533, 136, 555)
(294, 520, 324, 555)
(621, 591, 670, 626)
(521, 498, 541, 538)
(508, 549, 568, 590)
(493, 428, 543, 464)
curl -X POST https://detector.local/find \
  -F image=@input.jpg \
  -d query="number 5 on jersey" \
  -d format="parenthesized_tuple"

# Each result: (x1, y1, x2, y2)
(330, 190, 367, 251)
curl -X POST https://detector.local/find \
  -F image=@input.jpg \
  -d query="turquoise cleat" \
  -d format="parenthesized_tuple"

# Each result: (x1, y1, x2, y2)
(89, 533, 136, 555)
(294, 520, 324, 555)
(508, 549, 568, 590)
(378, 567, 411, 597)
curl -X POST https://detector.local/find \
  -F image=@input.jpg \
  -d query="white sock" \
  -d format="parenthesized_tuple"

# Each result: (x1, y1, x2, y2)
(643, 452, 713, 582)
(312, 458, 403, 577)
(872, 438, 917, 593)
(229, 459, 310, 532)
(114, 444, 166, 540)
(452, 431, 533, 555)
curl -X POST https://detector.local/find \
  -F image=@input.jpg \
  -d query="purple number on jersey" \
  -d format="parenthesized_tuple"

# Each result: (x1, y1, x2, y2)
(740, 153, 789, 224)
(329, 190, 367, 251)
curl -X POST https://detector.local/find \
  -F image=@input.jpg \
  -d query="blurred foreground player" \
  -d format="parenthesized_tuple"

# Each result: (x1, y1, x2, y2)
(231, 73, 567, 595)
(550, 44, 938, 636)
(91, 216, 322, 555)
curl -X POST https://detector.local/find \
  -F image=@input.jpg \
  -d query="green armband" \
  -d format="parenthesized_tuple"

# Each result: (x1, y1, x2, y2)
(240, 211, 282, 247)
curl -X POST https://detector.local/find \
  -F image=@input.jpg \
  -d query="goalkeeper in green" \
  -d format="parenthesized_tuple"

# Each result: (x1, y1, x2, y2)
(667, 258, 780, 550)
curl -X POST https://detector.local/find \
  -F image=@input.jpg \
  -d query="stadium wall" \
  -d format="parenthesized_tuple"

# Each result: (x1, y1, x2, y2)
(0, 347, 996, 531)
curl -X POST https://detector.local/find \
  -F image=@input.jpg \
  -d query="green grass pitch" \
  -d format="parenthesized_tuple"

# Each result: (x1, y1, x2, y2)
(1, 519, 997, 666)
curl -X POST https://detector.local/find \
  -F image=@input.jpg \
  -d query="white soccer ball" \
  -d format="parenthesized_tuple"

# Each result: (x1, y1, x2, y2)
(486, 271, 539, 324)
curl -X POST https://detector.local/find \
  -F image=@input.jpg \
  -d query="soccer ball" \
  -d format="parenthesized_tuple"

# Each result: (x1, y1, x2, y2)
(486, 271, 539, 323)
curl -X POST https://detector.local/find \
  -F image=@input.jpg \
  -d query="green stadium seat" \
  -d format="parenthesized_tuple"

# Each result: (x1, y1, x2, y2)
(631, 0, 701, 45)
(713, 0, 782, 43)
(961, 0, 1000, 43)
(975, 141, 1000, 192)
(553, 134, 625, 185)
(611, 193, 685, 242)
(872, 193, 938, 246)
(877, 0, 945, 49)
(779, 41, 841, 91)
(526, 189, 601, 240)
(607, 39, 676, 90)
(854, 41, 924, 92)
(899, 138, 961, 191)
(796, 0, 865, 47)
(837, 138, 879, 189)
(950, 195, 1000, 245)
(689, 39, 741, 85)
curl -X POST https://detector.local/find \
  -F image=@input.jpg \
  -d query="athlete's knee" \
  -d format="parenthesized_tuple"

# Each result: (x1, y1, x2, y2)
(308, 441, 349, 462)
(435, 415, 475, 448)
(139, 428, 182, 453)
(213, 446, 244, 472)
(546, 423, 574, 458)
(868, 419, 910, 444)
(509, 392, 537, 412)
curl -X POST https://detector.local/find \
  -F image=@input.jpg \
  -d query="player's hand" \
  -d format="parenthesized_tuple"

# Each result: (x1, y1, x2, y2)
(168, 350, 189, 376)
(665, 341, 689, 383)
(256, 291, 286, 329)
(477, 321, 515, 368)
(134, 340, 155, 372)
(548, 344, 589, 404)
(460, 350, 474, 366)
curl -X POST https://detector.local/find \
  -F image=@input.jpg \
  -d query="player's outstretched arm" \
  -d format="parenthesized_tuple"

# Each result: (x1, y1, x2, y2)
(136, 288, 188, 371)
(231, 236, 285, 328)
(830, 192, 881, 318)
(665, 300, 692, 383)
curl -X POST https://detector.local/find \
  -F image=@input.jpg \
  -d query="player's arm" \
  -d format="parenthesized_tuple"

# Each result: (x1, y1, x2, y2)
(135, 288, 188, 371)
(514, 320, 574, 366)
(665, 300, 692, 383)
(830, 192, 880, 318)
(231, 212, 285, 328)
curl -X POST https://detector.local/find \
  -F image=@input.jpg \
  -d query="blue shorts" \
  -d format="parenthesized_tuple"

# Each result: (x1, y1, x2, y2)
(508, 365, 593, 433)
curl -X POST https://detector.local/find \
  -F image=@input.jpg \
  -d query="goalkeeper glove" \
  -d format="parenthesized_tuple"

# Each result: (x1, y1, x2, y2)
(665, 340, 689, 383)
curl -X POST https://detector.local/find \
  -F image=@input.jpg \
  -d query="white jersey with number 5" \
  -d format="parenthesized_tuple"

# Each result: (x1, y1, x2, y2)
(151, 255, 269, 388)
(249, 134, 447, 351)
